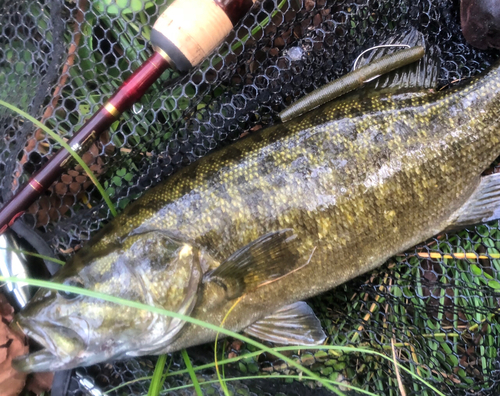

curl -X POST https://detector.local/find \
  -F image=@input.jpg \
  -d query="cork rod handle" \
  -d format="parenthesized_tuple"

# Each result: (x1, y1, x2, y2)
(151, 0, 255, 71)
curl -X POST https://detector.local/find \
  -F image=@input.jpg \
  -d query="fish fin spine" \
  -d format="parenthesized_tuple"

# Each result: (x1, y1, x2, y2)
(243, 301, 327, 346)
(445, 173, 500, 231)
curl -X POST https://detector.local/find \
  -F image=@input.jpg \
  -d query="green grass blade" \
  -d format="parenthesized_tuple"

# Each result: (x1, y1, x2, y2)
(104, 375, 154, 393)
(0, 246, 64, 265)
(0, 275, 341, 395)
(214, 297, 242, 396)
(2, 276, 446, 396)
(181, 349, 203, 396)
(155, 375, 377, 396)
(106, 343, 447, 396)
(0, 100, 117, 217)
(147, 354, 168, 396)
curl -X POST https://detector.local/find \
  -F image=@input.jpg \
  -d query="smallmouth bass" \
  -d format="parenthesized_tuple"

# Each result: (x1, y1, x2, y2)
(12, 52, 500, 372)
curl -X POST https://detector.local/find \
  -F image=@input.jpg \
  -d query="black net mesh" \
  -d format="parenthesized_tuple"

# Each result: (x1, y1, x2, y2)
(1, 0, 500, 395)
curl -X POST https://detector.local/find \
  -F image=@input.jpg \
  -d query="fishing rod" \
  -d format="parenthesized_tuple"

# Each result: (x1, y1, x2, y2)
(0, 0, 256, 235)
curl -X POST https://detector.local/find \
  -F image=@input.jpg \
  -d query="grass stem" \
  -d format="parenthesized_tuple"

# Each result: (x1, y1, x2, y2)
(0, 101, 117, 217)
(181, 350, 203, 396)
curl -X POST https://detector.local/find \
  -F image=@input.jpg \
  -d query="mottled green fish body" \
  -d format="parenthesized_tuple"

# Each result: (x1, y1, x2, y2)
(12, 57, 500, 372)
(146, 64, 500, 352)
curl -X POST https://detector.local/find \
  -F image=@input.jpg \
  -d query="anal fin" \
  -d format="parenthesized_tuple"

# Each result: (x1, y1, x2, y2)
(445, 173, 500, 232)
(244, 301, 327, 346)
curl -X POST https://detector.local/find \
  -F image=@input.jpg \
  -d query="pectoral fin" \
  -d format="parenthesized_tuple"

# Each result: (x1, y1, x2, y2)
(445, 173, 500, 232)
(244, 301, 327, 345)
(203, 230, 307, 300)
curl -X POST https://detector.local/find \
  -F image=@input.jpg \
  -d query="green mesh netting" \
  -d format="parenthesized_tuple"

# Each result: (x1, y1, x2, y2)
(1, 0, 500, 395)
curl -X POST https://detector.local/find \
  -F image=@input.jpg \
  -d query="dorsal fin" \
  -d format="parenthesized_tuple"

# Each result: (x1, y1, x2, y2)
(279, 45, 424, 122)
(279, 29, 438, 123)
(358, 29, 440, 91)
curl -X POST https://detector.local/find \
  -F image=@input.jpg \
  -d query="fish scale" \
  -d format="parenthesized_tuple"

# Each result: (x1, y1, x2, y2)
(161, 65, 500, 350)
(12, 60, 500, 372)
(111, 68, 498, 288)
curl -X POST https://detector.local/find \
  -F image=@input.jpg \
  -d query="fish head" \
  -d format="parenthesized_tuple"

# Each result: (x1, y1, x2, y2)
(12, 229, 203, 372)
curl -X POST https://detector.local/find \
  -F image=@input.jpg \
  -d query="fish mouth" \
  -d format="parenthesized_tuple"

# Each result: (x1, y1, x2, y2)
(11, 317, 84, 373)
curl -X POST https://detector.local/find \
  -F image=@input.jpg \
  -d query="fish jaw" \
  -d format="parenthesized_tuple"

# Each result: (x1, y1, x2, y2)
(11, 316, 87, 372)
(12, 231, 207, 372)
(13, 348, 65, 373)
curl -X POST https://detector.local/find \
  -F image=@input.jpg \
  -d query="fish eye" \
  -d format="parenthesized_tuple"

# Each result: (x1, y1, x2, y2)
(58, 279, 84, 300)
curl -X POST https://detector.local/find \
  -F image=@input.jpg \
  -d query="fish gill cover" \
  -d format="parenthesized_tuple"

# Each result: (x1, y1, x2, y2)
(1, 0, 500, 395)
